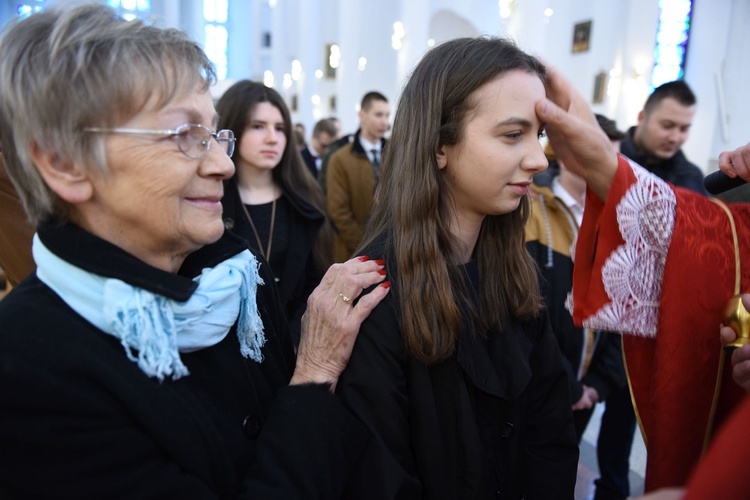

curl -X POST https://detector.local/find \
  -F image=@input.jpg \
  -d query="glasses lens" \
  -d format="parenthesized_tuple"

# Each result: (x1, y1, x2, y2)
(174, 125, 210, 159)
(217, 129, 235, 157)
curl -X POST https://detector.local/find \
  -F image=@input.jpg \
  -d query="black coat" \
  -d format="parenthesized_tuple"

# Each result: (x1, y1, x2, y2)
(621, 126, 707, 195)
(336, 242, 579, 499)
(222, 178, 326, 344)
(0, 222, 366, 499)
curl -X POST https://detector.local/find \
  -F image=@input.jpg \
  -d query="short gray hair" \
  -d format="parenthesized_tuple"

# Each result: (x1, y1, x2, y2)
(0, 3, 216, 225)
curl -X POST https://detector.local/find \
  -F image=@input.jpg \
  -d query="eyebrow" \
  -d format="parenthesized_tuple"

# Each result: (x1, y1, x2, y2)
(249, 119, 285, 126)
(492, 117, 534, 129)
(163, 108, 219, 127)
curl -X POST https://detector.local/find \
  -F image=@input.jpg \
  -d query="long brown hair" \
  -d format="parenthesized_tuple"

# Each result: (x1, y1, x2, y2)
(359, 37, 545, 364)
(216, 80, 333, 271)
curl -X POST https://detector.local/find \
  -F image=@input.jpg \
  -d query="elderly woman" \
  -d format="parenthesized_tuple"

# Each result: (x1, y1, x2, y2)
(0, 4, 388, 498)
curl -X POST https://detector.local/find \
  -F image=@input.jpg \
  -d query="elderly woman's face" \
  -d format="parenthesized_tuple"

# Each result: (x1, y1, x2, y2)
(81, 87, 234, 271)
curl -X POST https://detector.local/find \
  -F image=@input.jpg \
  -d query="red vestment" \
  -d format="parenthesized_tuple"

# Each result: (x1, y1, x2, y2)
(571, 155, 746, 491)
(684, 393, 750, 499)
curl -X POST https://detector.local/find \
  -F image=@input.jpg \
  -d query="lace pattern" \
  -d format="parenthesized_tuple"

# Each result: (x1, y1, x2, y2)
(573, 160, 676, 337)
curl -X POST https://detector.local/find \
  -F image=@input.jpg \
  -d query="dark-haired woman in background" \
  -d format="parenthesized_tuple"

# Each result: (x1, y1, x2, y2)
(217, 81, 333, 344)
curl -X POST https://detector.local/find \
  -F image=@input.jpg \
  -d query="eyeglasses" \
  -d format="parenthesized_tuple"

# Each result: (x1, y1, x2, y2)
(83, 123, 235, 159)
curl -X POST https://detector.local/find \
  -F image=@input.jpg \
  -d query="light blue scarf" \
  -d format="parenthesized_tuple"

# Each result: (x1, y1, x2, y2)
(33, 234, 266, 380)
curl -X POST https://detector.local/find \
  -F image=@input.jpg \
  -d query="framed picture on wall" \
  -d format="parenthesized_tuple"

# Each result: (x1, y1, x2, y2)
(593, 71, 607, 103)
(572, 21, 592, 53)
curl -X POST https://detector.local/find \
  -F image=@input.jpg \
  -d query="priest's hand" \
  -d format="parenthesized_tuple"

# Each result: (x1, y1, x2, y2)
(718, 141, 750, 183)
(536, 66, 618, 201)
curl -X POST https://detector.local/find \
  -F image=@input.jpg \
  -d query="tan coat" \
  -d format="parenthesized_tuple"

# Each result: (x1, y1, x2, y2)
(326, 141, 376, 262)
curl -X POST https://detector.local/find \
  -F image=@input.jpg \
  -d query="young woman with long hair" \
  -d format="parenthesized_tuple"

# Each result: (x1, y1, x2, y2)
(217, 81, 333, 344)
(336, 37, 579, 499)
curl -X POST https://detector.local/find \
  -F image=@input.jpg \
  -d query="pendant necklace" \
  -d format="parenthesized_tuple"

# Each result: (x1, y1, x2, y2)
(240, 191, 277, 262)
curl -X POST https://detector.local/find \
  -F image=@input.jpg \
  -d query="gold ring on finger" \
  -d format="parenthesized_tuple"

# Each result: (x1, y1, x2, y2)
(339, 293, 353, 305)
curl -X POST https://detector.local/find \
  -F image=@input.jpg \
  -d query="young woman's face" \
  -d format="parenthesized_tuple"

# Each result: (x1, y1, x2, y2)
(237, 102, 287, 172)
(438, 70, 548, 225)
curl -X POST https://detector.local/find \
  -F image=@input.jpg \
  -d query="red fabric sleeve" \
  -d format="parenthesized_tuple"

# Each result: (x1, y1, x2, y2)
(571, 155, 637, 324)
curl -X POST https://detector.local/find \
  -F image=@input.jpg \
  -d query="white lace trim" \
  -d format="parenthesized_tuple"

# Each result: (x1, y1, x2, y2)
(570, 159, 676, 338)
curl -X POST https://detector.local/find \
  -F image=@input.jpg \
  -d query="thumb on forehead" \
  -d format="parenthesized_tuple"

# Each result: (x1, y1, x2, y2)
(536, 98, 568, 135)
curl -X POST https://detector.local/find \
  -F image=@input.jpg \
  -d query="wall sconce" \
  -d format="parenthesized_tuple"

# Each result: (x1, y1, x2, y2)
(499, 0, 517, 19)
(263, 70, 275, 88)
(291, 59, 303, 81)
(325, 44, 340, 79)
(392, 22, 405, 50)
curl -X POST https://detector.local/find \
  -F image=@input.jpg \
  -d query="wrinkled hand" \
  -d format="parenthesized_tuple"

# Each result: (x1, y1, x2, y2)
(535, 66, 618, 201)
(720, 294, 750, 393)
(290, 256, 390, 391)
(718, 142, 750, 182)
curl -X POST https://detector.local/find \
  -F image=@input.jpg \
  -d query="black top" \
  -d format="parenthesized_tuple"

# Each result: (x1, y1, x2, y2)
(223, 179, 326, 344)
(0, 222, 367, 498)
(337, 236, 579, 499)
(243, 196, 290, 278)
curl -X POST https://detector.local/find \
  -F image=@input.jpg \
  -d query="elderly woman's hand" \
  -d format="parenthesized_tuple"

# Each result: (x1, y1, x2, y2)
(290, 256, 390, 391)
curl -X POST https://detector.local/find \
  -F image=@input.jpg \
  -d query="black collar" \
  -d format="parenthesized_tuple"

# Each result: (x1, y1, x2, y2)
(38, 221, 249, 302)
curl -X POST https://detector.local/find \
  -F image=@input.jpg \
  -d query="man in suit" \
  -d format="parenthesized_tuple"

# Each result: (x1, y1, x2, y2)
(326, 92, 389, 262)
(300, 118, 337, 179)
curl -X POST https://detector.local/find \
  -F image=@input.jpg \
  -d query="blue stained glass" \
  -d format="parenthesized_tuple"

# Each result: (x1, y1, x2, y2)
(651, 0, 692, 89)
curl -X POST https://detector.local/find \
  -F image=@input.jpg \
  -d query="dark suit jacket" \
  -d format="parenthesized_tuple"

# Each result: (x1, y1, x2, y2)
(0, 223, 366, 498)
(300, 146, 319, 179)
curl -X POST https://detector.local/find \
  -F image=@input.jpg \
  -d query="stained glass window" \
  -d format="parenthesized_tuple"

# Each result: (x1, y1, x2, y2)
(651, 0, 693, 88)
(204, 0, 229, 79)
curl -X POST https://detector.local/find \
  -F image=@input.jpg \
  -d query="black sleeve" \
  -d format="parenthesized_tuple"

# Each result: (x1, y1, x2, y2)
(241, 384, 369, 499)
(521, 315, 580, 499)
(335, 295, 423, 499)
